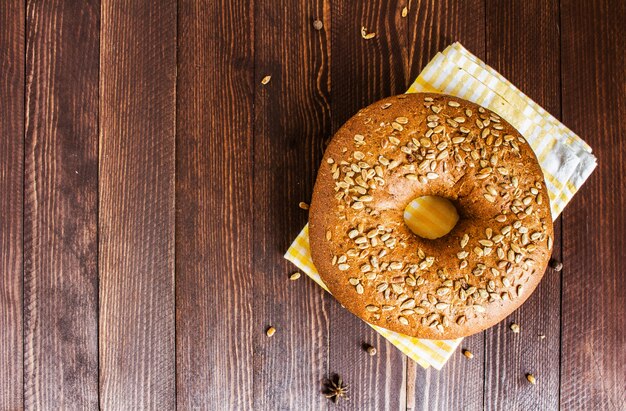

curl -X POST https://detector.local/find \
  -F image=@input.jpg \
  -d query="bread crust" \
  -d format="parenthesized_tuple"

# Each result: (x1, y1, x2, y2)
(309, 93, 553, 339)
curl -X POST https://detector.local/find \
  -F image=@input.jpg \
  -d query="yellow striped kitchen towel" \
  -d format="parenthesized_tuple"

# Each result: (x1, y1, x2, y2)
(285, 43, 596, 369)
(408, 42, 596, 218)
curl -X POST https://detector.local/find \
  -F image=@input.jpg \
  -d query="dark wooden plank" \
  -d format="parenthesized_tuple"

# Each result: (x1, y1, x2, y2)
(483, 1, 562, 409)
(405, 2, 486, 410)
(560, 0, 626, 410)
(406, 0, 486, 83)
(0, 1, 24, 408)
(176, 0, 254, 408)
(252, 0, 331, 409)
(23, 0, 100, 408)
(329, 2, 408, 409)
(99, 0, 176, 408)
(411, 339, 484, 411)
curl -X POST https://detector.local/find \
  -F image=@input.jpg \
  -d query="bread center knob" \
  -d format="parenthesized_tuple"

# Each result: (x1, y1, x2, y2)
(403, 196, 459, 240)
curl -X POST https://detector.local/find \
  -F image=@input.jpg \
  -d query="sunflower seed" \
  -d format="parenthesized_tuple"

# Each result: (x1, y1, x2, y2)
(361, 26, 376, 39)
(290, 272, 301, 281)
(352, 201, 365, 210)
(447, 119, 459, 128)
(436, 287, 450, 296)
(461, 234, 470, 248)
(473, 305, 486, 313)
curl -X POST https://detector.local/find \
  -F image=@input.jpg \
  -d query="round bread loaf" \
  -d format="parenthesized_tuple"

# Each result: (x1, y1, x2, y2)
(309, 93, 553, 339)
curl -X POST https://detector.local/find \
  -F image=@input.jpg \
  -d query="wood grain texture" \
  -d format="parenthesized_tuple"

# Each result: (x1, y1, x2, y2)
(252, 0, 332, 409)
(23, 1, 100, 408)
(329, 2, 407, 409)
(560, 0, 626, 410)
(176, 0, 255, 408)
(483, 1, 562, 409)
(0, 1, 24, 408)
(406, 0, 486, 83)
(406, 1, 486, 410)
(412, 335, 485, 411)
(99, 0, 176, 408)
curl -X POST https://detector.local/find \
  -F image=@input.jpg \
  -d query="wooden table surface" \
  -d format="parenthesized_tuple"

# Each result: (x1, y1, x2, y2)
(1, 1, 624, 410)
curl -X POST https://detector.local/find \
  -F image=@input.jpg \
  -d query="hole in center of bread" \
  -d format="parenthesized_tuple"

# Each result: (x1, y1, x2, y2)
(403, 196, 459, 240)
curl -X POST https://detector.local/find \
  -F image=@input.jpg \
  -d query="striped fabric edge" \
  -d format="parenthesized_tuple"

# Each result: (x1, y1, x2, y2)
(412, 43, 596, 217)
(447, 43, 591, 152)
(443, 43, 597, 201)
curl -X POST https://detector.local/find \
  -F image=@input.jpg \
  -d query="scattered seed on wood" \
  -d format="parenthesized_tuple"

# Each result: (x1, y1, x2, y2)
(401, 6, 408, 17)
(261, 75, 271, 85)
(526, 373, 536, 384)
(298, 201, 309, 210)
(549, 258, 563, 271)
(462, 349, 474, 359)
(539, 334, 546, 340)
(367, 346, 377, 356)
(510, 323, 520, 333)
(313, 19, 323, 30)
(266, 326, 276, 337)
(361, 26, 376, 39)
(289, 272, 301, 281)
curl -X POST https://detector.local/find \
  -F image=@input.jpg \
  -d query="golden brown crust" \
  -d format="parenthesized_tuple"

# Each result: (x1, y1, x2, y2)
(309, 93, 553, 339)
